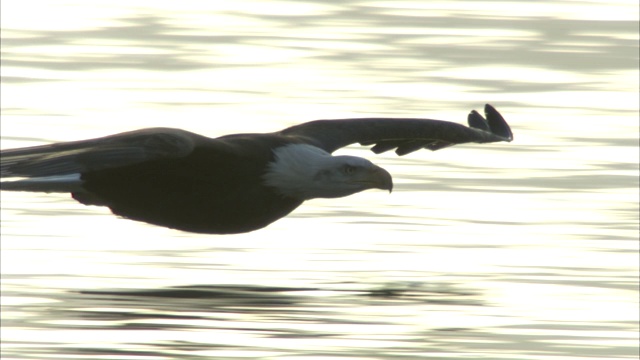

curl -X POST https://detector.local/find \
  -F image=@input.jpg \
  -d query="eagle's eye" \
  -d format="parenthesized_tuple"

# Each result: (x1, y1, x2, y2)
(342, 165, 357, 175)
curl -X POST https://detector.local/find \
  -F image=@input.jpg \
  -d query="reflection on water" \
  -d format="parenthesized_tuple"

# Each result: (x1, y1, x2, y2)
(3, 280, 637, 359)
(4, 283, 483, 358)
(1, 0, 639, 359)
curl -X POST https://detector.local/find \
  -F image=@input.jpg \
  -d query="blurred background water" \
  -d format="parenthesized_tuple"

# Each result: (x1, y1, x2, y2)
(1, 1, 638, 359)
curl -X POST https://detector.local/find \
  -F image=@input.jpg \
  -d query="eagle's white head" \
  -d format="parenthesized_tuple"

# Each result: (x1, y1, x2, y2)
(263, 143, 393, 200)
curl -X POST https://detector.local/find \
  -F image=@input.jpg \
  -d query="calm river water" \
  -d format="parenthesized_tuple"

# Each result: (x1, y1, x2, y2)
(1, 1, 638, 359)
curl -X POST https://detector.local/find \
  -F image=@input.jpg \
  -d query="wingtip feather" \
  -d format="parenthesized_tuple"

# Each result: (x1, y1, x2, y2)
(468, 110, 490, 131)
(484, 104, 513, 142)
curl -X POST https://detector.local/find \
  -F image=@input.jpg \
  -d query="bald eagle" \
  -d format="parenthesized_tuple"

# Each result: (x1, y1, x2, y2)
(1, 104, 512, 234)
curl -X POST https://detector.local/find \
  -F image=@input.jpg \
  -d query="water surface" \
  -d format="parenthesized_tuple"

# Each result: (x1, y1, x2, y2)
(1, 1, 638, 359)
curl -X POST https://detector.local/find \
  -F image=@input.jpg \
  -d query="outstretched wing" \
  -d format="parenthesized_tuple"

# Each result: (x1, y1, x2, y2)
(1, 127, 199, 178)
(280, 104, 513, 155)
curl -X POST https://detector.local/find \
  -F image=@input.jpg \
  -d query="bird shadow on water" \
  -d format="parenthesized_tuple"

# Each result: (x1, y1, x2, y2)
(3, 282, 486, 359)
(68, 282, 484, 325)
(77, 281, 483, 308)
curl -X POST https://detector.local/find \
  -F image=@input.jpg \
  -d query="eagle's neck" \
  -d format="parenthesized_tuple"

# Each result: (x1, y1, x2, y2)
(262, 143, 334, 200)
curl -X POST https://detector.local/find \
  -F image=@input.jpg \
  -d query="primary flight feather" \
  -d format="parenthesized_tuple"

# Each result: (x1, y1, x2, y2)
(1, 104, 513, 234)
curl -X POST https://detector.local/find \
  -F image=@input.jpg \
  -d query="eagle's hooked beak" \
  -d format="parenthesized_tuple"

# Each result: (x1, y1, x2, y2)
(367, 165, 393, 193)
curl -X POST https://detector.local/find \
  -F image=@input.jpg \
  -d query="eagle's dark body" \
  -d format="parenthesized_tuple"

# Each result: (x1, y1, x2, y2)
(75, 133, 304, 233)
(1, 105, 513, 234)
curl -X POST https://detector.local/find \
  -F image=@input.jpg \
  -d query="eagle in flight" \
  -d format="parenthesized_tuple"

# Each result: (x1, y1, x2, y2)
(1, 104, 513, 234)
